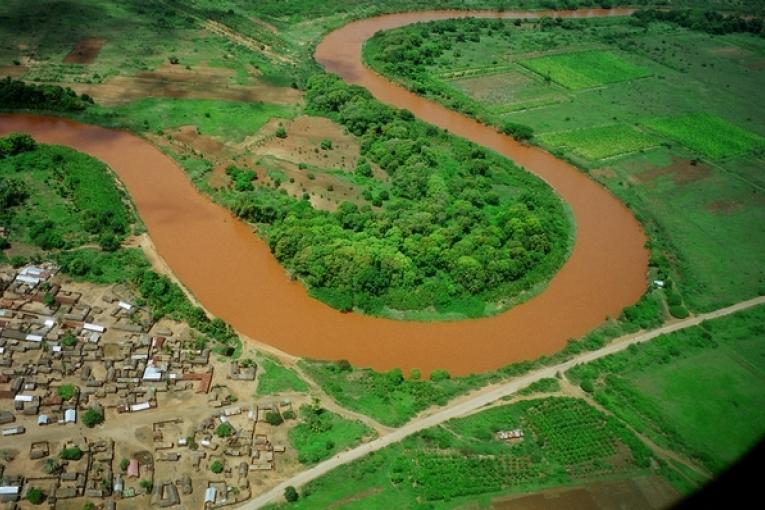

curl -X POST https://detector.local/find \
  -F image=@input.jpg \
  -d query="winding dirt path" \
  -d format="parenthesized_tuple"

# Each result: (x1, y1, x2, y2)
(0, 8, 646, 376)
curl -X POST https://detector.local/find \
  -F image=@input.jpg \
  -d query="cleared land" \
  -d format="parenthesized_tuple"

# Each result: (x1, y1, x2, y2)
(540, 124, 660, 161)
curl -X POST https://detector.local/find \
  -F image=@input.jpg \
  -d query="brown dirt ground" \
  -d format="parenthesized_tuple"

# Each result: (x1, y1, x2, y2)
(0, 64, 28, 78)
(705, 198, 742, 214)
(247, 115, 360, 171)
(632, 157, 711, 186)
(65, 63, 302, 106)
(491, 477, 678, 510)
(591, 167, 617, 180)
(63, 37, 108, 64)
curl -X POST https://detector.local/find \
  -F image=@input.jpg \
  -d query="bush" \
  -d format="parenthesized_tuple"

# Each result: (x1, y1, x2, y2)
(501, 122, 534, 141)
(320, 139, 333, 150)
(57, 384, 76, 401)
(580, 379, 595, 393)
(284, 486, 299, 502)
(140, 479, 154, 493)
(119, 458, 130, 472)
(26, 487, 45, 505)
(210, 460, 224, 474)
(275, 126, 287, 138)
(82, 408, 104, 428)
(215, 422, 234, 438)
(430, 369, 451, 382)
(669, 305, 689, 319)
(265, 411, 284, 426)
(60, 446, 83, 460)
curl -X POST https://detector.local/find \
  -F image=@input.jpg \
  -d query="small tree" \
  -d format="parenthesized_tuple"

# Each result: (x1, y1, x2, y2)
(139, 479, 154, 493)
(82, 502, 96, 510)
(43, 458, 61, 475)
(320, 139, 333, 150)
(210, 460, 224, 474)
(265, 411, 284, 426)
(275, 126, 287, 139)
(60, 446, 83, 461)
(119, 458, 130, 472)
(62, 332, 77, 347)
(284, 486, 299, 503)
(82, 408, 104, 428)
(43, 292, 55, 307)
(57, 384, 76, 401)
(215, 422, 233, 438)
(26, 487, 45, 505)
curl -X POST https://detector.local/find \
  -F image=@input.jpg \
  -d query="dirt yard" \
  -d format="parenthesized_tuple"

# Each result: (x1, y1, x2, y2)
(63, 37, 108, 64)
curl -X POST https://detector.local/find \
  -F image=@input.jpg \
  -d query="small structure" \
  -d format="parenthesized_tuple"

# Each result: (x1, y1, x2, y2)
(496, 429, 524, 441)
(126, 458, 140, 478)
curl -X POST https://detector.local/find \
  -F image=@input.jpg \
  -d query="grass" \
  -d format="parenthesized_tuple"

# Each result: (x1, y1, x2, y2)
(540, 124, 660, 161)
(288, 406, 374, 464)
(642, 113, 765, 160)
(109, 98, 296, 142)
(568, 305, 765, 473)
(519, 50, 651, 90)
(266, 397, 666, 509)
(299, 360, 500, 427)
(256, 357, 310, 395)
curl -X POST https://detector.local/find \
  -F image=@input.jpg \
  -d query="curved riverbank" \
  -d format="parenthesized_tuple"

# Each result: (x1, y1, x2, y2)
(0, 8, 647, 376)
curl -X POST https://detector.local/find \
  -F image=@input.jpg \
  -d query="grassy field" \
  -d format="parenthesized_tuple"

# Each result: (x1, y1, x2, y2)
(289, 405, 374, 464)
(108, 98, 297, 142)
(568, 305, 765, 474)
(519, 50, 651, 90)
(642, 113, 765, 160)
(540, 124, 660, 161)
(266, 396, 680, 509)
(256, 357, 310, 395)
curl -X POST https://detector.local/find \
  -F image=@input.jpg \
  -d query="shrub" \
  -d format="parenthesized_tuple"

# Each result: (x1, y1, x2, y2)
(119, 458, 130, 472)
(82, 408, 104, 428)
(215, 422, 234, 438)
(57, 384, 76, 401)
(26, 487, 45, 505)
(139, 479, 154, 493)
(61, 331, 77, 347)
(284, 486, 299, 502)
(320, 139, 333, 150)
(430, 369, 451, 382)
(501, 122, 534, 141)
(210, 460, 224, 474)
(60, 446, 83, 460)
(669, 305, 689, 319)
(580, 379, 595, 393)
(275, 126, 287, 138)
(265, 411, 284, 426)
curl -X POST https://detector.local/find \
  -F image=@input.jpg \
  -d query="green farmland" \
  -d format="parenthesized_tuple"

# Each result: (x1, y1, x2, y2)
(519, 50, 651, 90)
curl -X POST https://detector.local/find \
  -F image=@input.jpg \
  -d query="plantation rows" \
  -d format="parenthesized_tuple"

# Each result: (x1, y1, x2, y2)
(525, 399, 618, 466)
(412, 453, 541, 501)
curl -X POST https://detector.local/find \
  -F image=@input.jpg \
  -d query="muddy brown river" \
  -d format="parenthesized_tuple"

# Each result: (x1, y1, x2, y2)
(0, 8, 647, 376)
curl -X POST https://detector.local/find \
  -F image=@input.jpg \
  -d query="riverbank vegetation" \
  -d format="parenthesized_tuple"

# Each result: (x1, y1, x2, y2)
(365, 12, 765, 314)
(266, 396, 682, 509)
(256, 357, 310, 395)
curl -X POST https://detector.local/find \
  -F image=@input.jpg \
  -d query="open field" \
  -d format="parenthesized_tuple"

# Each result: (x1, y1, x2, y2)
(642, 113, 765, 160)
(257, 357, 310, 396)
(540, 124, 660, 161)
(568, 304, 765, 474)
(288, 406, 375, 465)
(519, 50, 651, 90)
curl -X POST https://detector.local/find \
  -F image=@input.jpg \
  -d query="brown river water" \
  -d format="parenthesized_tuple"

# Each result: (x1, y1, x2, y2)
(0, 8, 647, 376)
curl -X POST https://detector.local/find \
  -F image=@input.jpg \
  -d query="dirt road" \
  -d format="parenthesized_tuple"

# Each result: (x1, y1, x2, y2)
(238, 295, 765, 509)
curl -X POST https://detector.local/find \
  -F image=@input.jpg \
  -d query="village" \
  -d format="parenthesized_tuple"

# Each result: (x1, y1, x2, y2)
(0, 262, 310, 509)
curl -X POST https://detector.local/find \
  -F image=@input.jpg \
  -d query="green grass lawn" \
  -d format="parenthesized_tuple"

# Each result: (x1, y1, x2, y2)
(256, 357, 310, 395)
(288, 406, 374, 464)
(519, 50, 651, 90)
(569, 305, 765, 474)
(110, 98, 296, 142)
(540, 124, 660, 161)
(642, 113, 765, 160)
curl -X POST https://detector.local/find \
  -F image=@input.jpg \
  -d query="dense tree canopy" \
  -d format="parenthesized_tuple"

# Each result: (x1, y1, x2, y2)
(226, 74, 570, 317)
(0, 77, 93, 111)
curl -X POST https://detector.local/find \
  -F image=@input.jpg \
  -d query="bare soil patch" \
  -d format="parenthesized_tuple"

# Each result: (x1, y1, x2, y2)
(251, 115, 361, 171)
(705, 198, 742, 214)
(66, 63, 302, 106)
(633, 157, 711, 186)
(492, 477, 678, 510)
(591, 167, 617, 180)
(0, 64, 27, 78)
(63, 37, 107, 64)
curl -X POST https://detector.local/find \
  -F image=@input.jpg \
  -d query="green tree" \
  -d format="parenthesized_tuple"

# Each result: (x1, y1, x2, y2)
(265, 411, 284, 426)
(82, 408, 104, 428)
(57, 384, 76, 401)
(210, 460, 224, 474)
(215, 422, 234, 438)
(26, 487, 45, 505)
(60, 446, 83, 460)
(284, 486, 299, 503)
